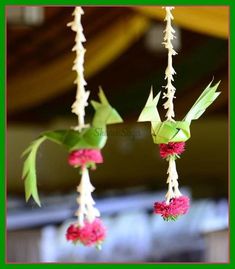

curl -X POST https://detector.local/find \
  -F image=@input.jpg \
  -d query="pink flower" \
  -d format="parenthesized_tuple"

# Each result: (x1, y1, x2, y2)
(79, 218, 106, 246)
(68, 149, 103, 169)
(66, 224, 80, 241)
(66, 218, 106, 247)
(159, 142, 185, 159)
(154, 196, 190, 221)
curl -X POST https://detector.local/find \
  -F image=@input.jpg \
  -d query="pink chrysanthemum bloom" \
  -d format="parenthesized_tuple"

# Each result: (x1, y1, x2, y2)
(154, 196, 190, 221)
(68, 149, 103, 169)
(159, 142, 185, 159)
(66, 218, 106, 248)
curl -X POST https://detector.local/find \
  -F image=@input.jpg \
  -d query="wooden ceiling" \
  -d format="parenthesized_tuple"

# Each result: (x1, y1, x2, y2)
(7, 6, 229, 123)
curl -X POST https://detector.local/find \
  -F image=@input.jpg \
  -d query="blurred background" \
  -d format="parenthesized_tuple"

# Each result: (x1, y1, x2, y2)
(6, 6, 229, 263)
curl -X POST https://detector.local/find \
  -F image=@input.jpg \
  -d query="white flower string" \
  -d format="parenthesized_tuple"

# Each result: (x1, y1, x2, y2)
(162, 6, 177, 122)
(75, 167, 100, 226)
(68, 7, 99, 227)
(165, 155, 182, 204)
(162, 7, 181, 204)
(68, 6, 90, 131)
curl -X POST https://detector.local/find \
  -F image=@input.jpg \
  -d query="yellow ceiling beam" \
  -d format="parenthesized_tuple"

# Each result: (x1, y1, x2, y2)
(133, 6, 229, 39)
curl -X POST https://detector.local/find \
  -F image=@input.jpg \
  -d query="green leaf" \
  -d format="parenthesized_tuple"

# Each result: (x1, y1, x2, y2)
(43, 129, 107, 151)
(163, 215, 179, 221)
(98, 86, 109, 105)
(152, 120, 191, 144)
(184, 81, 220, 122)
(138, 88, 161, 123)
(22, 136, 46, 206)
(42, 130, 71, 145)
(95, 244, 102, 250)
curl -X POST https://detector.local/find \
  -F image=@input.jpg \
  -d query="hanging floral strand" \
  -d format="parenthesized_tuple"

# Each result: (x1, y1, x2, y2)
(138, 5, 221, 221)
(162, 6, 177, 122)
(68, 7, 90, 131)
(154, 7, 190, 221)
(66, 7, 106, 248)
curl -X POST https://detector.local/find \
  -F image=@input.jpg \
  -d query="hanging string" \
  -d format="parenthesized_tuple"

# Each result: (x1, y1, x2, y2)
(162, 6, 177, 122)
(162, 7, 181, 204)
(68, 6, 90, 131)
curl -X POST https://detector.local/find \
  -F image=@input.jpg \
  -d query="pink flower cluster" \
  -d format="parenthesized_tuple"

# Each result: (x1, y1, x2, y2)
(154, 196, 190, 221)
(68, 149, 103, 169)
(159, 142, 185, 159)
(66, 218, 106, 247)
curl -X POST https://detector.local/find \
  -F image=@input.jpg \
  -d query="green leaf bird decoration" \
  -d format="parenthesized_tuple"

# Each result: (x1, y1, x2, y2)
(138, 7, 220, 221)
(138, 81, 220, 144)
(22, 88, 123, 206)
(22, 6, 122, 248)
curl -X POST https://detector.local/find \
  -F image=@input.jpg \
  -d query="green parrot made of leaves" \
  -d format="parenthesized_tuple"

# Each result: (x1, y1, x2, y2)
(138, 81, 221, 144)
(22, 88, 123, 206)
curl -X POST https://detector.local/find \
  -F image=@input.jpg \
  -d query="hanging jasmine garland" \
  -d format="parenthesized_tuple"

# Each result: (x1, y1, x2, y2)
(138, 7, 220, 221)
(22, 6, 123, 248)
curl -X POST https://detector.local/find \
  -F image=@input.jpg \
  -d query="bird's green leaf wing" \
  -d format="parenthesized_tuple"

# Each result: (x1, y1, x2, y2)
(183, 81, 221, 122)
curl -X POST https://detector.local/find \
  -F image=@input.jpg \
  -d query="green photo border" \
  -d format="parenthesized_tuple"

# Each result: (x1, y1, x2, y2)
(1, 0, 232, 267)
